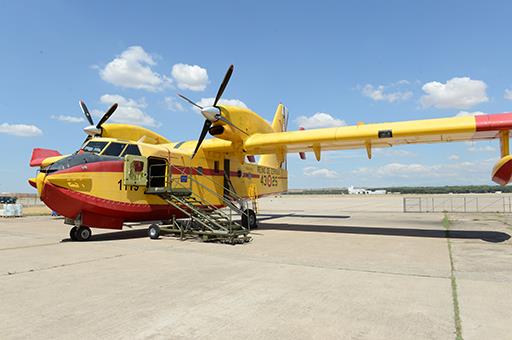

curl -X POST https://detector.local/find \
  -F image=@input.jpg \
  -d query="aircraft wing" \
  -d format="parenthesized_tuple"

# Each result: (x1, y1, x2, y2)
(244, 113, 512, 154)
(243, 112, 512, 185)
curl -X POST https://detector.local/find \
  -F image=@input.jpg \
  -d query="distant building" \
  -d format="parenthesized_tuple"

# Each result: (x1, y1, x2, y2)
(347, 186, 386, 195)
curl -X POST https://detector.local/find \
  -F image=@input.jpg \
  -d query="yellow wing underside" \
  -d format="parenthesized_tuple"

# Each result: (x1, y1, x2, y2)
(245, 116, 484, 154)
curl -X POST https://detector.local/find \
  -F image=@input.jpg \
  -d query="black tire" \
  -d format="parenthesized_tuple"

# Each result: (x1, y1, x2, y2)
(69, 226, 78, 241)
(148, 224, 160, 239)
(76, 226, 92, 241)
(241, 209, 257, 229)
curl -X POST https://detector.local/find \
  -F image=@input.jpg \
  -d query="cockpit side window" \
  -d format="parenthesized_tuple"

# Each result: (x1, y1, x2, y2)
(102, 142, 127, 156)
(82, 141, 108, 153)
(121, 144, 141, 157)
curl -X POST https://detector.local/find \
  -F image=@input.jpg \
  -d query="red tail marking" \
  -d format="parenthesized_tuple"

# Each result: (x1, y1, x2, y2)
(30, 148, 61, 167)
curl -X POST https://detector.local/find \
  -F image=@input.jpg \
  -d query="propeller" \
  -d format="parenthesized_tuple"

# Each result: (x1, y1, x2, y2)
(79, 100, 118, 138)
(177, 64, 246, 158)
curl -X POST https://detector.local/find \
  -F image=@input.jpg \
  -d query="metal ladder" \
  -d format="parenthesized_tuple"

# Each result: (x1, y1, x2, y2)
(145, 163, 251, 244)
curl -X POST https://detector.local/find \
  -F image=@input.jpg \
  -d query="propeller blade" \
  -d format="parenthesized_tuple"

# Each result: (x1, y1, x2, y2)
(81, 135, 91, 146)
(177, 94, 203, 110)
(79, 100, 94, 125)
(192, 120, 212, 158)
(213, 64, 234, 107)
(96, 103, 118, 128)
(218, 116, 248, 135)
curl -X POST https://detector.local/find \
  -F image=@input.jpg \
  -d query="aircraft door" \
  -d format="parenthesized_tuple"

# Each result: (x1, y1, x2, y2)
(123, 155, 148, 186)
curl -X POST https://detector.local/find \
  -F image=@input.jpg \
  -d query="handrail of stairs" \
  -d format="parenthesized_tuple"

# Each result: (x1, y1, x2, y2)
(146, 163, 247, 229)
(168, 164, 248, 217)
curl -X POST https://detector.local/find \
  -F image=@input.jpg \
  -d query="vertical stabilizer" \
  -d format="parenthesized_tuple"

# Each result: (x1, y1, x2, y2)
(258, 104, 288, 168)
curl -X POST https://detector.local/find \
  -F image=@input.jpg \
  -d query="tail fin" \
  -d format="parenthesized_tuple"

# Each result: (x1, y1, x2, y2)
(30, 148, 61, 167)
(270, 103, 288, 133)
(258, 104, 288, 168)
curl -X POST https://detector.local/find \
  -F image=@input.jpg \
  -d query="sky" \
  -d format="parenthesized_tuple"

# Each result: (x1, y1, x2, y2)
(1, 0, 512, 192)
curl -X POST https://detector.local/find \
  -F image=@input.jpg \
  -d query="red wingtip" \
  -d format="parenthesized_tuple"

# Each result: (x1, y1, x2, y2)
(475, 113, 512, 132)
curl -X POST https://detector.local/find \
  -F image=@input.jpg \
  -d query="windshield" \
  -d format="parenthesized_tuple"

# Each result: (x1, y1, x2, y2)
(121, 144, 141, 156)
(82, 141, 108, 153)
(103, 142, 127, 156)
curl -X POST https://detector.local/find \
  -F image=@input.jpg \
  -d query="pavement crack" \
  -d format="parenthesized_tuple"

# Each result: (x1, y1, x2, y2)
(2, 253, 127, 277)
(0, 242, 60, 252)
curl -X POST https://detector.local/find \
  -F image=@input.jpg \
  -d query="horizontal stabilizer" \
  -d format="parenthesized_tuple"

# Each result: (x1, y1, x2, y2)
(30, 148, 61, 167)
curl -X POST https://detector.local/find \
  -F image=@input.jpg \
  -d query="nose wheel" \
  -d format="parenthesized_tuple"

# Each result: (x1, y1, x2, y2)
(70, 226, 92, 241)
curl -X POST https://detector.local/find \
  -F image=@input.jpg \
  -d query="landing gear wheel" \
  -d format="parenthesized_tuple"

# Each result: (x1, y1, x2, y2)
(75, 226, 92, 241)
(242, 209, 257, 229)
(148, 224, 160, 239)
(69, 226, 78, 241)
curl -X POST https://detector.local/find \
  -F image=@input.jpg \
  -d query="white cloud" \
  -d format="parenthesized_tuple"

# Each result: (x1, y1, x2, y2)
(455, 111, 485, 117)
(353, 158, 497, 180)
(95, 94, 158, 127)
(295, 112, 346, 129)
(171, 63, 209, 91)
(449, 154, 460, 160)
(99, 46, 170, 91)
(164, 97, 185, 112)
(0, 123, 42, 137)
(420, 77, 488, 109)
(51, 115, 85, 123)
(505, 89, 512, 100)
(376, 163, 431, 177)
(468, 145, 496, 152)
(361, 81, 413, 103)
(304, 166, 339, 179)
(374, 148, 417, 157)
(195, 97, 248, 109)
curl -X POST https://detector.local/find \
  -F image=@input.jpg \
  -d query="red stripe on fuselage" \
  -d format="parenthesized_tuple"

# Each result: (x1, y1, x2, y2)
(171, 166, 261, 179)
(53, 160, 124, 175)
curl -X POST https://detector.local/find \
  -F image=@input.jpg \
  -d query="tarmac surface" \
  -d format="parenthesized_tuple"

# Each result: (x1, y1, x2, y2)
(1, 195, 511, 339)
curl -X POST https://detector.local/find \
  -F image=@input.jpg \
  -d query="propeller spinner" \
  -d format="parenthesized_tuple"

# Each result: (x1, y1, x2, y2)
(178, 64, 245, 158)
(79, 100, 118, 138)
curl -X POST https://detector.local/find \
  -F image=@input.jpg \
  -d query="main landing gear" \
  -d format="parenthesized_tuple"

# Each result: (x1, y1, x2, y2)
(242, 209, 257, 229)
(69, 226, 92, 241)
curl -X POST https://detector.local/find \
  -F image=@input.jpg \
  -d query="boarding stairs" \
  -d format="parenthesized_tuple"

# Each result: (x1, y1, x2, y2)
(145, 164, 251, 244)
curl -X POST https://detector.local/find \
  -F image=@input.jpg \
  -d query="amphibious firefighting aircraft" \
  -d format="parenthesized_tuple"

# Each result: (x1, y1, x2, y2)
(29, 65, 512, 242)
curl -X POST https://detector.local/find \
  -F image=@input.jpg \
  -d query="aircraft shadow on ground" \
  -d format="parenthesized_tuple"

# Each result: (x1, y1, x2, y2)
(258, 213, 351, 222)
(61, 214, 510, 243)
(257, 222, 511, 243)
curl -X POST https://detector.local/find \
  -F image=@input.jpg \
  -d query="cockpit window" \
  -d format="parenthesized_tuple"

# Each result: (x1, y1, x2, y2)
(103, 142, 127, 156)
(82, 141, 108, 153)
(121, 144, 141, 157)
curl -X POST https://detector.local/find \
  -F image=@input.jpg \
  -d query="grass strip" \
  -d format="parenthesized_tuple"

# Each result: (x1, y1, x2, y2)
(443, 214, 463, 340)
